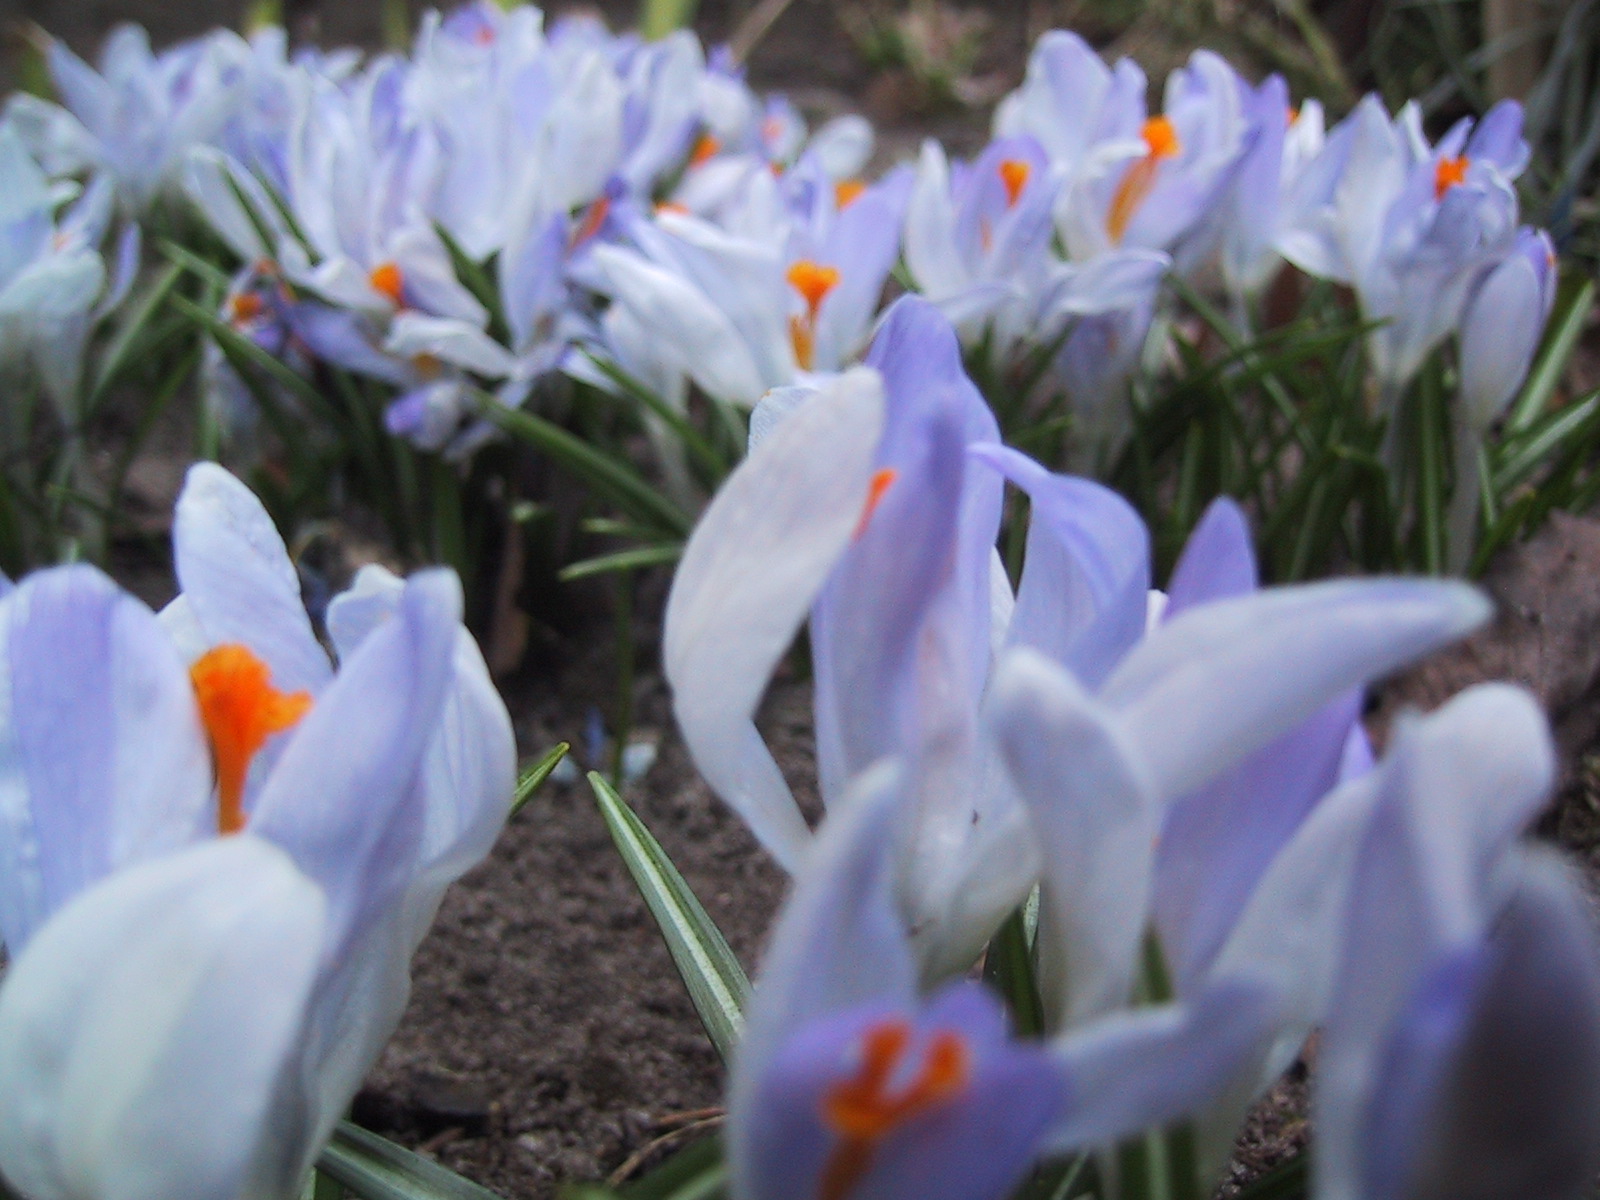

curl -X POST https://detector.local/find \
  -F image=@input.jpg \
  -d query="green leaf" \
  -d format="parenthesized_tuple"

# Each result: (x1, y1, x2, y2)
(477, 400, 692, 538)
(316, 1122, 507, 1200)
(87, 261, 187, 408)
(587, 771, 749, 1062)
(981, 907, 1045, 1038)
(620, 1134, 726, 1200)
(559, 543, 684, 582)
(1504, 273, 1595, 435)
(583, 352, 730, 485)
(510, 743, 572, 819)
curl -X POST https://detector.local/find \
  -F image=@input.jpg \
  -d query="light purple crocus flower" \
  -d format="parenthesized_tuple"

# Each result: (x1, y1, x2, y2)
(0, 126, 139, 415)
(1310, 684, 1600, 1200)
(729, 762, 1065, 1200)
(1278, 96, 1527, 399)
(903, 135, 1058, 345)
(0, 464, 515, 1200)
(1444, 227, 1558, 569)
(667, 296, 1491, 988)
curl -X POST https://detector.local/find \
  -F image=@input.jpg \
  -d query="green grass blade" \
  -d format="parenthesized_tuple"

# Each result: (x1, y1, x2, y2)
(587, 771, 749, 1062)
(317, 1122, 507, 1200)
(1505, 274, 1595, 435)
(980, 907, 1045, 1038)
(559, 543, 683, 582)
(478, 400, 692, 538)
(87, 261, 186, 408)
(620, 1134, 727, 1200)
(510, 743, 571, 819)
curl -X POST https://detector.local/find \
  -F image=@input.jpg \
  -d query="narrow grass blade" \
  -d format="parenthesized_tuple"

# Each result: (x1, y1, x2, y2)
(559, 543, 684, 582)
(87, 261, 186, 407)
(588, 771, 749, 1062)
(478, 401, 692, 538)
(981, 907, 1045, 1038)
(316, 1122, 507, 1200)
(620, 1133, 726, 1200)
(510, 743, 572, 819)
(1505, 274, 1595, 435)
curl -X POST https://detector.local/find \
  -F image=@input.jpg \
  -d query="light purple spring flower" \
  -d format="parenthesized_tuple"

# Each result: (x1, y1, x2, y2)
(666, 296, 1490, 990)
(1309, 684, 1600, 1200)
(0, 464, 515, 1200)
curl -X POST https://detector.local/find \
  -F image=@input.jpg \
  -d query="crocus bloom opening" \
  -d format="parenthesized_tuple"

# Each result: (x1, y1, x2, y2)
(188, 643, 312, 835)
(998, 159, 1031, 207)
(369, 261, 405, 307)
(1108, 116, 1183, 244)
(820, 1020, 971, 1200)
(1434, 155, 1469, 199)
(787, 260, 842, 370)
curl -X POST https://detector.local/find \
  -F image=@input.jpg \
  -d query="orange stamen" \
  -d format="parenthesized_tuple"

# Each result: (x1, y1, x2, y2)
(1142, 116, 1181, 160)
(835, 179, 867, 209)
(853, 467, 899, 539)
(1287, 106, 1300, 125)
(787, 261, 841, 319)
(189, 644, 312, 836)
(786, 261, 841, 371)
(228, 292, 265, 324)
(369, 261, 405, 307)
(656, 201, 690, 216)
(572, 195, 612, 248)
(691, 133, 721, 166)
(1435, 156, 1468, 200)
(998, 159, 1031, 207)
(1106, 119, 1182, 245)
(818, 1020, 970, 1200)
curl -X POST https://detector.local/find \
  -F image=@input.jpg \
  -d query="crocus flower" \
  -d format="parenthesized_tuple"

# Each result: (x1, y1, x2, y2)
(729, 762, 1066, 1200)
(1445, 227, 1558, 570)
(1278, 96, 1527, 399)
(0, 127, 139, 415)
(0, 463, 515, 1200)
(667, 296, 1490, 988)
(1308, 683, 1600, 1200)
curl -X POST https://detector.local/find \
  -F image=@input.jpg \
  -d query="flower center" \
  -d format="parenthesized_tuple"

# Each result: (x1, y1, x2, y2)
(189, 644, 312, 836)
(786, 260, 841, 371)
(369, 261, 405, 307)
(835, 179, 867, 209)
(818, 1019, 970, 1200)
(1434, 155, 1469, 200)
(1107, 116, 1182, 244)
(998, 159, 1031, 208)
(691, 133, 721, 166)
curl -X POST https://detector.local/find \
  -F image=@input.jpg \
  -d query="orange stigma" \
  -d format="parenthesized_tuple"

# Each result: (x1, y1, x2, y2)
(691, 133, 721, 166)
(1141, 116, 1181, 160)
(190, 644, 312, 836)
(1435, 156, 1469, 199)
(786, 261, 841, 371)
(998, 159, 1031, 207)
(818, 1020, 970, 1200)
(835, 179, 867, 209)
(369, 261, 405, 307)
(572, 195, 612, 247)
(787, 261, 841, 319)
(854, 467, 898, 538)
(655, 200, 690, 216)
(1107, 118, 1183, 245)
(228, 292, 265, 324)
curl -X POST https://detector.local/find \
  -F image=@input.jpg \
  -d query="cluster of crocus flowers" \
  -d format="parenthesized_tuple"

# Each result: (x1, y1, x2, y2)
(663, 300, 1600, 1200)
(2, 3, 1561, 483)
(0, 463, 516, 1200)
